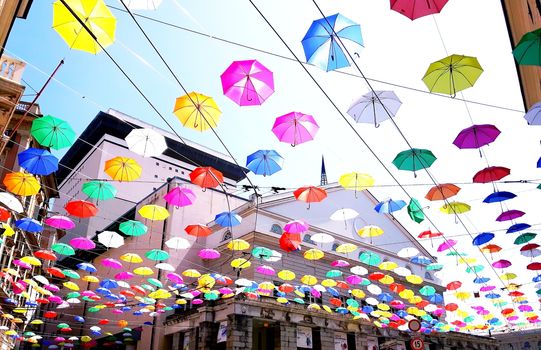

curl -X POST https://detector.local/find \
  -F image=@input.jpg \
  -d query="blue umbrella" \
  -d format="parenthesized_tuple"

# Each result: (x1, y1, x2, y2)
(327, 287, 339, 297)
(76, 262, 97, 273)
(100, 279, 119, 289)
(377, 292, 393, 303)
(215, 211, 242, 227)
(246, 150, 283, 176)
(487, 318, 500, 325)
(96, 287, 112, 295)
(336, 307, 349, 314)
(17, 148, 58, 175)
(533, 275, 541, 282)
(429, 293, 443, 304)
(472, 232, 494, 246)
(507, 223, 531, 233)
(374, 198, 406, 214)
(302, 13, 364, 72)
(483, 191, 516, 203)
(485, 292, 501, 299)
(74, 316, 85, 322)
(396, 310, 408, 318)
(537, 157, 541, 168)
(410, 256, 432, 265)
(362, 306, 374, 313)
(473, 277, 490, 284)
(15, 218, 42, 233)
(25, 301, 37, 307)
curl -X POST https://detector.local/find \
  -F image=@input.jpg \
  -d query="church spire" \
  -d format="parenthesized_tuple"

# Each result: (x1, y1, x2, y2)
(320, 156, 328, 186)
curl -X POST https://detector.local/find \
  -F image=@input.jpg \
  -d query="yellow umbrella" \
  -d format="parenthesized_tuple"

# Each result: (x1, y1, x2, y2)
(501, 272, 517, 281)
(422, 55, 483, 96)
(5, 330, 17, 336)
(405, 274, 423, 284)
(440, 201, 471, 215)
(1, 224, 14, 237)
(52, 0, 116, 54)
(148, 289, 171, 299)
(378, 261, 398, 271)
(399, 289, 414, 299)
(409, 296, 422, 304)
(230, 258, 251, 269)
(173, 92, 221, 132)
(357, 225, 383, 240)
(12, 308, 26, 314)
(138, 205, 169, 221)
(82, 275, 99, 283)
(104, 157, 142, 182)
(276, 297, 288, 304)
(119, 253, 143, 263)
(351, 289, 365, 298)
(303, 248, 324, 260)
(258, 281, 275, 290)
(227, 239, 250, 251)
(308, 303, 321, 310)
(3, 268, 19, 277)
(1, 314, 13, 319)
(300, 275, 317, 285)
(379, 275, 394, 285)
(338, 172, 374, 192)
(20, 256, 41, 266)
(406, 306, 419, 315)
(322, 305, 333, 314)
(23, 279, 38, 288)
(457, 257, 477, 264)
(182, 269, 201, 278)
(134, 267, 154, 276)
(175, 299, 187, 305)
(294, 289, 305, 298)
(377, 303, 390, 311)
(30, 320, 44, 325)
(277, 270, 295, 281)
(321, 279, 337, 287)
(336, 243, 357, 254)
(63, 281, 80, 291)
(3, 172, 40, 196)
(455, 291, 472, 301)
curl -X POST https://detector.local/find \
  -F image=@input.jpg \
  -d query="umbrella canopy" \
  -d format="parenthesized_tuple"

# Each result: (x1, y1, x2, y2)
(189, 167, 224, 189)
(215, 211, 242, 227)
(473, 166, 511, 183)
(272, 112, 319, 146)
(173, 92, 221, 132)
(51, 243, 75, 256)
(15, 218, 42, 233)
(119, 220, 147, 237)
(185, 224, 212, 237)
(220, 59, 274, 106)
(425, 183, 460, 201)
(164, 187, 196, 207)
(513, 28, 541, 66)
(65, 200, 98, 218)
(69, 237, 96, 250)
(338, 172, 374, 192)
(293, 186, 327, 205)
(374, 198, 406, 214)
(52, 0, 116, 54)
(390, 0, 448, 20)
(347, 90, 401, 127)
(483, 191, 516, 203)
(453, 124, 501, 150)
(82, 181, 117, 201)
(357, 225, 383, 243)
(440, 202, 471, 214)
(472, 232, 494, 246)
(3, 172, 40, 196)
(17, 148, 58, 175)
(524, 102, 541, 125)
(422, 54, 483, 96)
(125, 128, 167, 158)
(31, 115, 75, 150)
(138, 205, 169, 221)
(514, 233, 537, 245)
(279, 232, 301, 252)
(301, 13, 363, 71)
(97, 231, 124, 248)
(407, 198, 425, 224)
(392, 148, 437, 176)
(165, 237, 190, 250)
(104, 157, 142, 182)
(145, 249, 169, 261)
(330, 208, 359, 221)
(0, 192, 23, 213)
(284, 220, 309, 233)
(246, 150, 283, 176)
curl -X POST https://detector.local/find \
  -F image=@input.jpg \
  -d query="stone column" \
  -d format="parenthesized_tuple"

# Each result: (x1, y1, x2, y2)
(280, 323, 297, 350)
(226, 314, 252, 350)
(198, 321, 218, 350)
(320, 327, 335, 349)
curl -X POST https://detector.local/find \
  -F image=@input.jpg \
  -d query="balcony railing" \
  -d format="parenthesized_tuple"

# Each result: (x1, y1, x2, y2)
(15, 101, 39, 114)
(0, 55, 26, 84)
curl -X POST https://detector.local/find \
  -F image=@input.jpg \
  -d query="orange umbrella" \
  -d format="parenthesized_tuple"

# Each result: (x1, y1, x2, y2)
(104, 157, 142, 182)
(293, 186, 327, 208)
(3, 172, 40, 196)
(189, 167, 224, 189)
(185, 224, 212, 237)
(425, 183, 460, 201)
(481, 244, 501, 253)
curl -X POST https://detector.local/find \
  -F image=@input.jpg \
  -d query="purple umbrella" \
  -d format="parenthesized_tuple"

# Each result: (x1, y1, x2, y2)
(164, 187, 196, 207)
(45, 216, 75, 230)
(221, 60, 274, 106)
(524, 102, 541, 125)
(480, 285, 495, 292)
(272, 112, 319, 146)
(69, 237, 95, 250)
(453, 124, 501, 155)
(496, 210, 525, 222)
(492, 259, 512, 269)
(519, 305, 533, 312)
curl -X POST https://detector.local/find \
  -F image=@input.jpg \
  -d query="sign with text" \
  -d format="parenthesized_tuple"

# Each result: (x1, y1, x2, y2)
(410, 337, 424, 350)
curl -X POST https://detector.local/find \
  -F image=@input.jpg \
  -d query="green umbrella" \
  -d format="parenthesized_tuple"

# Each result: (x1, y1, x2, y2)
(251, 246, 273, 259)
(31, 115, 76, 150)
(346, 299, 359, 308)
(513, 29, 541, 66)
(23, 331, 36, 337)
(393, 148, 436, 176)
(326, 270, 342, 278)
(359, 279, 371, 286)
(82, 180, 117, 200)
(147, 278, 163, 288)
(466, 265, 484, 273)
(51, 243, 75, 256)
(119, 220, 147, 237)
(145, 249, 169, 261)
(446, 251, 467, 257)
(536, 288, 541, 295)
(407, 198, 425, 224)
(57, 323, 70, 329)
(419, 285, 436, 296)
(82, 296, 94, 302)
(62, 269, 80, 279)
(514, 232, 537, 245)
(204, 291, 219, 300)
(426, 263, 443, 271)
(358, 251, 381, 266)
(142, 284, 155, 292)
(66, 292, 80, 299)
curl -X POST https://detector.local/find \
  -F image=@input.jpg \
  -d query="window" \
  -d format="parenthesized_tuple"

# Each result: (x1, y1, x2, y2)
(156, 162, 159, 166)
(154, 175, 158, 178)
(424, 271, 433, 281)
(304, 292, 322, 305)
(175, 169, 179, 173)
(331, 243, 340, 252)
(169, 167, 172, 170)
(221, 230, 232, 242)
(270, 224, 282, 234)
(302, 234, 312, 244)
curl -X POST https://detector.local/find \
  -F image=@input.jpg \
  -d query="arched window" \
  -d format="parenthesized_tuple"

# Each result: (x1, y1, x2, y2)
(303, 234, 313, 244)
(424, 271, 433, 281)
(221, 230, 232, 242)
(331, 243, 340, 252)
(270, 224, 282, 235)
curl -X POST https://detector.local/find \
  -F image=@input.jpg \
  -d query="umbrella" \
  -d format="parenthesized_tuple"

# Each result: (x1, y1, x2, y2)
(120, 253, 143, 263)
(397, 247, 419, 258)
(390, 0, 448, 20)
(3, 172, 40, 196)
(145, 249, 169, 261)
(514, 233, 537, 245)
(425, 183, 460, 201)
(359, 251, 381, 266)
(52, 0, 116, 54)
(198, 249, 220, 260)
(293, 186, 327, 207)
(69, 237, 96, 250)
(121, 0, 162, 10)
(0, 192, 23, 213)
(440, 202, 471, 215)
(164, 187, 196, 207)
(272, 112, 319, 146)
(483, 191, 516, 203)
(15, 218, 42, 233)
(173, 92, 221, 132)
(139, 205, 169, 221)
(220, 59, 274, 106)
(279, 232, 301, 252)
(330, 208, 359, 221)
(392, 148, 437, 176)
(185, 224, 212, 237)
(97, 231, 124, 248)
(301, 13, 363, 71)
(423, 55, 483, 96)
(101, 258, 123, 269)
(125, 128, 167, 157)
(284, 220, 309, 233)
(347, 90, 401, 127)
(374, 198, 406, 213)
(507, 223, 531, 233)
(104, 157, 142, 182)
(77, 262, 97, 273)
(51, 243, 75, 256)
(496, 209, 525, 222)
(481, 244, 501, 254)
(472, 232, 494, 246)
(407, 198, 425, 223)
(35, 250, 57, 261)
(357, 225, 383, 244)
(513, 28, 541, 66)
(453, 124, 501, 154)
(338, 172, 374, 193)
(82, 181, 117, 201)
(410, 256, 432, 265)
(189, 167, 224, 189)
(119, 220, 147, 237)
(45, 215, 75, 230)
(65, 200, 98, 218)
(227, 239, 250, 251)
(437, 239, 457, 252)
(492, 260, 512, 269)
(31, 115, 75, 150)
(304, 248, 324, 260)
(246, 150, 283, 176)
(17, 148, 58, 175)
(473, 166, 511, 183)
(215, 211, 242, 227)
(165, 237, 190, 250)
(524, 102, 541, 125)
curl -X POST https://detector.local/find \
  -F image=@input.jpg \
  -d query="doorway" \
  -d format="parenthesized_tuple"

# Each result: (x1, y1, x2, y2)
(253, 319, 281, 350)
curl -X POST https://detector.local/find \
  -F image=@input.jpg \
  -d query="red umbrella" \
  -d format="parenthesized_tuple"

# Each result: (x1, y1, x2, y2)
(416, 300, 429, 308)
(44, 311, 57, 319)
(34, 250, 57, 261)
(0, 207, 10, 221)
(521, 243, 540, 252)
(445, 303, 458, 312)
(390, 0, 448, 20)
(446, 281, 462, 291)
(184, 224, 212, 237)
(98, 319, 110, 325)
(279, 232, 301, 252)
(390, 283, 405, 293)
(368, 272, 385, 281)
(189, 167, 224, 189)
(335, 281, 349, 289)
(418, 230, 442, 239)
(46, 267, 65, 278)
(425, 183, 460, 201)
(293, 186, 327, 208)
(527, 262, 541, 271)
(278, 283, 294, 293)
(329, 297, 342, 307)
(65, 200, 98, 218)
(473, 166, 510, 183)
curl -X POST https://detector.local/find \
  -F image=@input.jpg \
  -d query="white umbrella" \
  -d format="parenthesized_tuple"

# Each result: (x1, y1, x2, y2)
(66, 298, 81, 304)
(367, 284, 382, 295)
(165, 237, 190, 250)
(155, 263, 175, 271)
(311, 233, 335, 244)
(330, 208, 359, 221)
(350, 265, 368, 275)
(117, 281, 130, 288)
(121, 0, 162, 10)
(393, 266, 411, 277)
(33, 275, 49, 285)
(97, 231, 124, 248)
(347, 90, 402, 127)
(397, 247, 419, 258)
(365, 297, 379, 306)
(235, 278, 253, 287)
(263, 250, 282, 262)
(125, 128, 167, 157)
(0, 192, 23, 213)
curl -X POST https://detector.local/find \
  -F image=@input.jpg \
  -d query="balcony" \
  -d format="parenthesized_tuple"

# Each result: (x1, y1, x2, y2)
(0, 56, 25, 84)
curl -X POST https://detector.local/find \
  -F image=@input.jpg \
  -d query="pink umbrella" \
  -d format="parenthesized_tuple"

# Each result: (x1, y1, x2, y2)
(111, 309, 123, 314)
(219, 287, 233, 295)
(115, 271, 134, 280)
(390, 0, 448, 21)
(198, 249, 220, 260)
(81, 290, 95, 297)
(480, 285, 495, 292)
(101, 258, 123, 269)
(507, 316, 519, 321)
(166, 273, 183, 284)
(45, 284, 60, 292)
(164, 187, 197, 207)
(346, 275, 362, 285)
(433, 308, 444, 317)
(477, 309, 490, 316)
(256, 265, 276, 276)
(54, 337, 66, 343)
(437, 239, 457, 252)
(492, 259, 512, 269)
(331, 260, 350, 267)
(45, 216, 76, 230)
(220, 59, 274, 106)
(192, 299, 203, 305)
(12, 259, 31, 269)
(519, 305, 533, 312)
(69, 237, 96, 250)
(310, 288, 321, 298)
(272, 112, 319, 146)
(48, 296, 63, 303)
(191, 290, 202, 297)
(284, 219, 309, 233)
